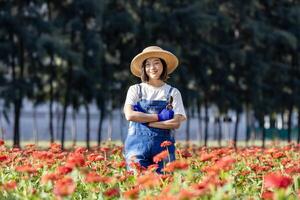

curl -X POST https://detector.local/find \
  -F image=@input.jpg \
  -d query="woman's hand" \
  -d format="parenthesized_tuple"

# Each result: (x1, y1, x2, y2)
(157, 108, 174, 121)
(148, 114, 184, 130)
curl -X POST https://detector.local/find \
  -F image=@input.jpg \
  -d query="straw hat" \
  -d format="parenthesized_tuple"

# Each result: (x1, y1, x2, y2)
(130, 46, 179, 77)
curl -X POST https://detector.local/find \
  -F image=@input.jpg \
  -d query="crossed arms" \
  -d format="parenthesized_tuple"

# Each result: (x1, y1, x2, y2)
(123, 104, 186, 130)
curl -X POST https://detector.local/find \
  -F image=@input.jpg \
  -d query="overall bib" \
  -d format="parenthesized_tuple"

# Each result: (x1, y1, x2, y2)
(124, 84, 176, 173)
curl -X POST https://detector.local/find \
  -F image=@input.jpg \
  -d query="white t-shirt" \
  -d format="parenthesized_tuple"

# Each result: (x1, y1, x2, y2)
(124, 82, 186, 119)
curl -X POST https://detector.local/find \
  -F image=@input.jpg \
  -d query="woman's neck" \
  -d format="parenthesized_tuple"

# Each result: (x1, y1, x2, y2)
(147, 79, 165, 88)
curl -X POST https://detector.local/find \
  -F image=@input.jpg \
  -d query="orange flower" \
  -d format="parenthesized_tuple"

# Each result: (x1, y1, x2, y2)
(87, 153, 104, 162)
(74, 147, 87, 154)
(262, 191, 274, 200)
(56, 166, 73, 175)
(3, 181, 17, 190)
(15, 165, 37, 174)
(0, 155, 8, 162)
(103, 187, 120, 198)
(160, 141, 172, 147)
(66, 153, 85, 168)
(178, 188, 201, 199)
(153, 150, 169, 163)
(53, 177, 76, 197)
(272, 152, 285, 159)
(163, 160, 189, 172)
(85, 172, 111, 183)
(123, 187, 139, 199)
(177, 149, 192, 158)
(264, 172, 292, 189)
(200, 153, 214, 162)
(100, 147, 110, 152)
(32, 151, 54, 160)
(129, 161, 146, 172)
(285, 166, 300, 175)
(215, 156, 235, 170)
(41, 173, 59, 184)
(116, 160, 126, 168)
(137, 173, 160, 188)
(147, 164, 159, 171)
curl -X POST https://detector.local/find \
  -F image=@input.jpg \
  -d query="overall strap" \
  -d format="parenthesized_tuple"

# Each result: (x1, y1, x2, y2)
(166, 87, 173, 101)
(137, 84, 142, 100)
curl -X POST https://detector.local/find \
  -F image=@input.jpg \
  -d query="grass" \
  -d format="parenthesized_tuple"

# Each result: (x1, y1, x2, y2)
(2, 139, 295, 149)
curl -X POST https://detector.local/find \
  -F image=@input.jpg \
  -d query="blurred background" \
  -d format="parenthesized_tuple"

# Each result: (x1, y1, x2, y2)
(0, 0, 299, 148)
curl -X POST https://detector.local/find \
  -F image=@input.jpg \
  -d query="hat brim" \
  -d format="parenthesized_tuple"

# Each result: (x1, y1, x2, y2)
(130, 50, 179, 77)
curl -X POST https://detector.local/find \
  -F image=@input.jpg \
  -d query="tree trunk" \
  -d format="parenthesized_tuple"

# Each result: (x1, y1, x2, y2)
(84, 103, 90, 149)
(49, 54, 55, 143)
(218, 115, 222, 147)
(13, 36, 25, 148)
(33, 107, 38, 145)
(97, 104, 105, 147)
(262, 117, 266, 148)
(196, 99, 202, 145)
(287, 105, 293, 143)
(71, 109, 77, 147)
(61, 29, 74, 150)
(245, 103, 250, 146)
(204, 98, 209, 147)
(13, 101, 21, 148)
(233, 111, 240, 149)
(297, 109, 300, 144)
(107, 113, 112, 142)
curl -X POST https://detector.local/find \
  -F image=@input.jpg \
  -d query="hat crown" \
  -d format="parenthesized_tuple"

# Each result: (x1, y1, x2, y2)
(142, 46, 163, 53)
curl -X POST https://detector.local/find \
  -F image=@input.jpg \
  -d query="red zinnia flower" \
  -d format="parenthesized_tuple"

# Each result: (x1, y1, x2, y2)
(147, 164, 159, 171)
(0, 139, 5, 146)
(41, 173, 59, 184)
(56, 166, 73, 175)
(177, 149, 192, 158)
(123, 187, 139, 199)
(262, 191, 274, 200)
(200, 153, 214, 162)
(163, 160, 189, 172)
(285, 167, 300, 175)
(15, 165, 37, 174)
(160, 141, 172, 147)
(0, 155, 8, 162)
(153, 150, 169, 163)
(3, 181, 17, 190)
(66, 153, 85, 168)
(215, 156, 235, 170)
(85, 172, 111, 183)
(74, 147, 87, 154)
(264, 172, 292, 189)
(103, 187, 120, 198)
(53, 177, 76, 197)
(137, 173, 160, 188)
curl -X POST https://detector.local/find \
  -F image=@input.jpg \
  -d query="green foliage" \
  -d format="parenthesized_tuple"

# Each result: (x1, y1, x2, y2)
(0, 0, 299, 143)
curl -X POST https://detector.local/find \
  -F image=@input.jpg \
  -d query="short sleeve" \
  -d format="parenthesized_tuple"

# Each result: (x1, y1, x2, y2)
(171, 88, 187, 119)
(124, 85, 139, 106)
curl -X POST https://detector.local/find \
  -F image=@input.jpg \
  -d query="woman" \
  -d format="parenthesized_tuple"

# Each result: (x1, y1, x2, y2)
(123, 46, 186, 173)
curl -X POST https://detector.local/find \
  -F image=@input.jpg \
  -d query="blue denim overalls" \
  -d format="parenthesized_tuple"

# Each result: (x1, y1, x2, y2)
(124, 84, 176, 173)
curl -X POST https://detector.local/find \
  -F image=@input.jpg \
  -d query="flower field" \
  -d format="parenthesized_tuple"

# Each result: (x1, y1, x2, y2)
(0, 140, 299, 200)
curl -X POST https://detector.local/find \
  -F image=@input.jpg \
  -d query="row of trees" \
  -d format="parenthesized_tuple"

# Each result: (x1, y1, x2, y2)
(0, 0, 299, 148)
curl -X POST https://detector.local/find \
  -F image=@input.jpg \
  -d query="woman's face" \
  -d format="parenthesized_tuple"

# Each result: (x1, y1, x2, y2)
(145, 57, 163, 80)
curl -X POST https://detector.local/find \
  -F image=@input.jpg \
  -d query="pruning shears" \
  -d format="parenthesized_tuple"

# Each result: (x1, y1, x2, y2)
(166, 96, 173, 110)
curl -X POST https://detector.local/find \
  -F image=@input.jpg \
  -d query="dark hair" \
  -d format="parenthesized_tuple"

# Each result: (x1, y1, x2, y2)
(141, 58, 168, 82)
